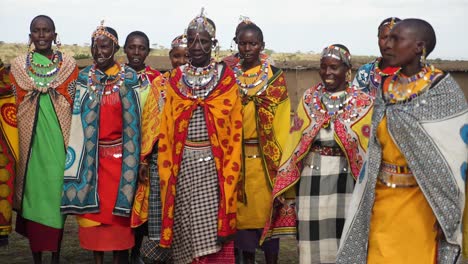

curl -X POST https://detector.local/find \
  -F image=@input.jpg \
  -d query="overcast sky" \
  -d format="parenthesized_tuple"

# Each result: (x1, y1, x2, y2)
(1, 0, 467, 60)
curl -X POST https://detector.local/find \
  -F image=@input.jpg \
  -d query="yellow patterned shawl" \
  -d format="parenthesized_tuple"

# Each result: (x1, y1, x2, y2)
(158, 65, 242, 248)
(261, 84, 373, 242)
(130, 73, 168, 227)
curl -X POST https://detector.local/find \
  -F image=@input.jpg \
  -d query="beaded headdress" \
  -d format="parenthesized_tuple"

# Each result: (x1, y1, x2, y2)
(381, 17, 398, 29)
(187, 8, 216, 38)
(92, 20, 118, 45)
(321, 45, 352, 67)
(171, 35, 188, 49)
(238, 15, 253, 25)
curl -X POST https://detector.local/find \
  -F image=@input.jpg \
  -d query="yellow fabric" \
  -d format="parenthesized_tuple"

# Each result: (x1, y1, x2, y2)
(105, 63, 120, 76)
(77, 216, 101, 227)
(367, 116, 437, 264)
(237, 65, 289, 229)
(130, 74, 167, 227)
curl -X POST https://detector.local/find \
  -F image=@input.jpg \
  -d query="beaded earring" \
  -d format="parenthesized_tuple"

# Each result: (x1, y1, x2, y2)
(420, 46, 427, 66)
(346, 69, 352, 82)
(55, 34, 62, 51)
(27, 37, 34, 53)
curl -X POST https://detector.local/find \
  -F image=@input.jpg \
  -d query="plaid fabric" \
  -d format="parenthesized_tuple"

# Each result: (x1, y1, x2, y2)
(187, 107, 209, 141)
(172, 144, 220, 264)
(148, 149, 162, 241)
(141, 239, 172, 263)
(296, 125, 355, 264)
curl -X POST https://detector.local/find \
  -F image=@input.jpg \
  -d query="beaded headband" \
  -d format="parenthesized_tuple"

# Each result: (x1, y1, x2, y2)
(238, 15, 254, 25)
(171, 35, 188, 49)
(321, 45, 352, 67)
(92, 20, 118, 45)
(187, 8, 216, 38)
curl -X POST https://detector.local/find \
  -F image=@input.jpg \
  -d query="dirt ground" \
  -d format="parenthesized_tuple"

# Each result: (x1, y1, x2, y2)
(0, 213, 299, 264)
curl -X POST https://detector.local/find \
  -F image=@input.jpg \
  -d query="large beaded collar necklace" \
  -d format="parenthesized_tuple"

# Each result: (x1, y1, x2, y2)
(26, 50, 63, 91)
(181, 59, 219, 98)
(87, 63, 125, 98)
(313, 83, 359, 120)
(233, 59, 269, 96)
(385, 64, 436, 103)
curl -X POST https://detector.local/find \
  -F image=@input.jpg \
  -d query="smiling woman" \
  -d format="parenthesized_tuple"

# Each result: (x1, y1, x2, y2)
(266, 44, 374, 263)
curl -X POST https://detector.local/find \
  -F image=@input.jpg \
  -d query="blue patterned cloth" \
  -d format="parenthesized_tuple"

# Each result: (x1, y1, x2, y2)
(61, 64, 141, 217)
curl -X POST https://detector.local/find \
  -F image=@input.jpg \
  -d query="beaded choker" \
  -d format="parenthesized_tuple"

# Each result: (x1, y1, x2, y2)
(26, 50, 63, 91)
(87, 63, 125, 97)
(233, 60, 269, 91)
(26, 50, 63, 78)
(181, 62, 219, 98)
(313, 83, 358, 117)
(385, 65, 436, 103)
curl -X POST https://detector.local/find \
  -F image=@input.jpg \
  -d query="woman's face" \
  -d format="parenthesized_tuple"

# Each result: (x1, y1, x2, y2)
(319, 56, 349, 93)
(169, 47, 188, 68)
(29, 17, 56, 55)
(237, 29, 264, 67)
(92, 35, 117, 71)
(186, 29, 213, 67)
(125, 35, 149, 71)
(383, 23, 420, 68)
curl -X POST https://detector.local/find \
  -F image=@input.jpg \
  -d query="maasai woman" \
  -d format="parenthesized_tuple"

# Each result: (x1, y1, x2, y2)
(9, 15, 78, 264)
(233, 23, 290, 264)
(223, 18, 272, 69)
(169, 35, 188, 69)
(124, 31, 161, 109)
(263, 45, 374, 264)
(353, 17, 401, 97)
(61, 22, 140, 264)
(0, 60, 18, 247)
(337, 19, 468, 264)
(157, 11, 242, 263)
(136, 35, 188, 263)
(124, 30, 161, 264)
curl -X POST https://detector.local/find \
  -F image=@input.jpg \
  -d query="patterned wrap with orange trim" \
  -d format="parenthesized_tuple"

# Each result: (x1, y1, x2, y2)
(158, 66, 242, 248)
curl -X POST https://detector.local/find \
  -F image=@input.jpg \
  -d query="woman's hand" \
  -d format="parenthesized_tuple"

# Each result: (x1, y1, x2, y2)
(139, 163, 149, 183)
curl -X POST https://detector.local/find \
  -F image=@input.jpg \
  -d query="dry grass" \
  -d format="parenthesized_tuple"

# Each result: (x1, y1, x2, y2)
(0, 212, 298, 263)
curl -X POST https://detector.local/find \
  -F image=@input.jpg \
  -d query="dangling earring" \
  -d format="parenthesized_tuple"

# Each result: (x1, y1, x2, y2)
(420, 46, 427, 66)
(346, 69, 352, 83)
(28, 37, 34, 53)
(55, 34, 62, 52)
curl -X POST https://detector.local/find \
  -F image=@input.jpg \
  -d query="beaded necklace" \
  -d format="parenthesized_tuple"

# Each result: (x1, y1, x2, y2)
(180, 62, 219, 98)
(87, 63, 125, 96)
(233, 60, 269, 92)
(26, 50, 63, 88)
(385, 65, 435, 103)
(312, 83, 358, 117)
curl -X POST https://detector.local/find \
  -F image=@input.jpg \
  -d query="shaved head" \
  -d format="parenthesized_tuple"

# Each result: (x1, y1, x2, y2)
(398, 18, 436, 56)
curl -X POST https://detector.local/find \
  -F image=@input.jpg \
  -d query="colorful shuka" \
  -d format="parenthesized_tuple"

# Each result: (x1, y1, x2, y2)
(0, 62, 18, 247)
(337, 66, 468, 263)
(157, 63, 242, 263)
(262, 82, 373, 263)
(9, 50, 78, 252)
(234, 61, 290, 248)
(353, 57, 399, 97)
(61, 62, 140, 250)
(135, 65, 161, 108)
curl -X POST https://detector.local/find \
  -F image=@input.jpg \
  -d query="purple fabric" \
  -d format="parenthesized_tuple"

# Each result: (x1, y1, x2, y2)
(234, 229, 279, 253)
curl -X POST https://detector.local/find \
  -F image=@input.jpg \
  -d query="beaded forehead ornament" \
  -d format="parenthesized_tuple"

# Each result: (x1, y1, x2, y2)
(321, 45, 352, 67)
(381, 17, 398, 30)
(92, 20, 118, 45)
(171, 35, 188, 49)
(187, 8, 216, 38)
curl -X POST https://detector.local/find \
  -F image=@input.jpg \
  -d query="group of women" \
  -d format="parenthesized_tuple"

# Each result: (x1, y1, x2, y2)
(0, 8, 466, 264)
